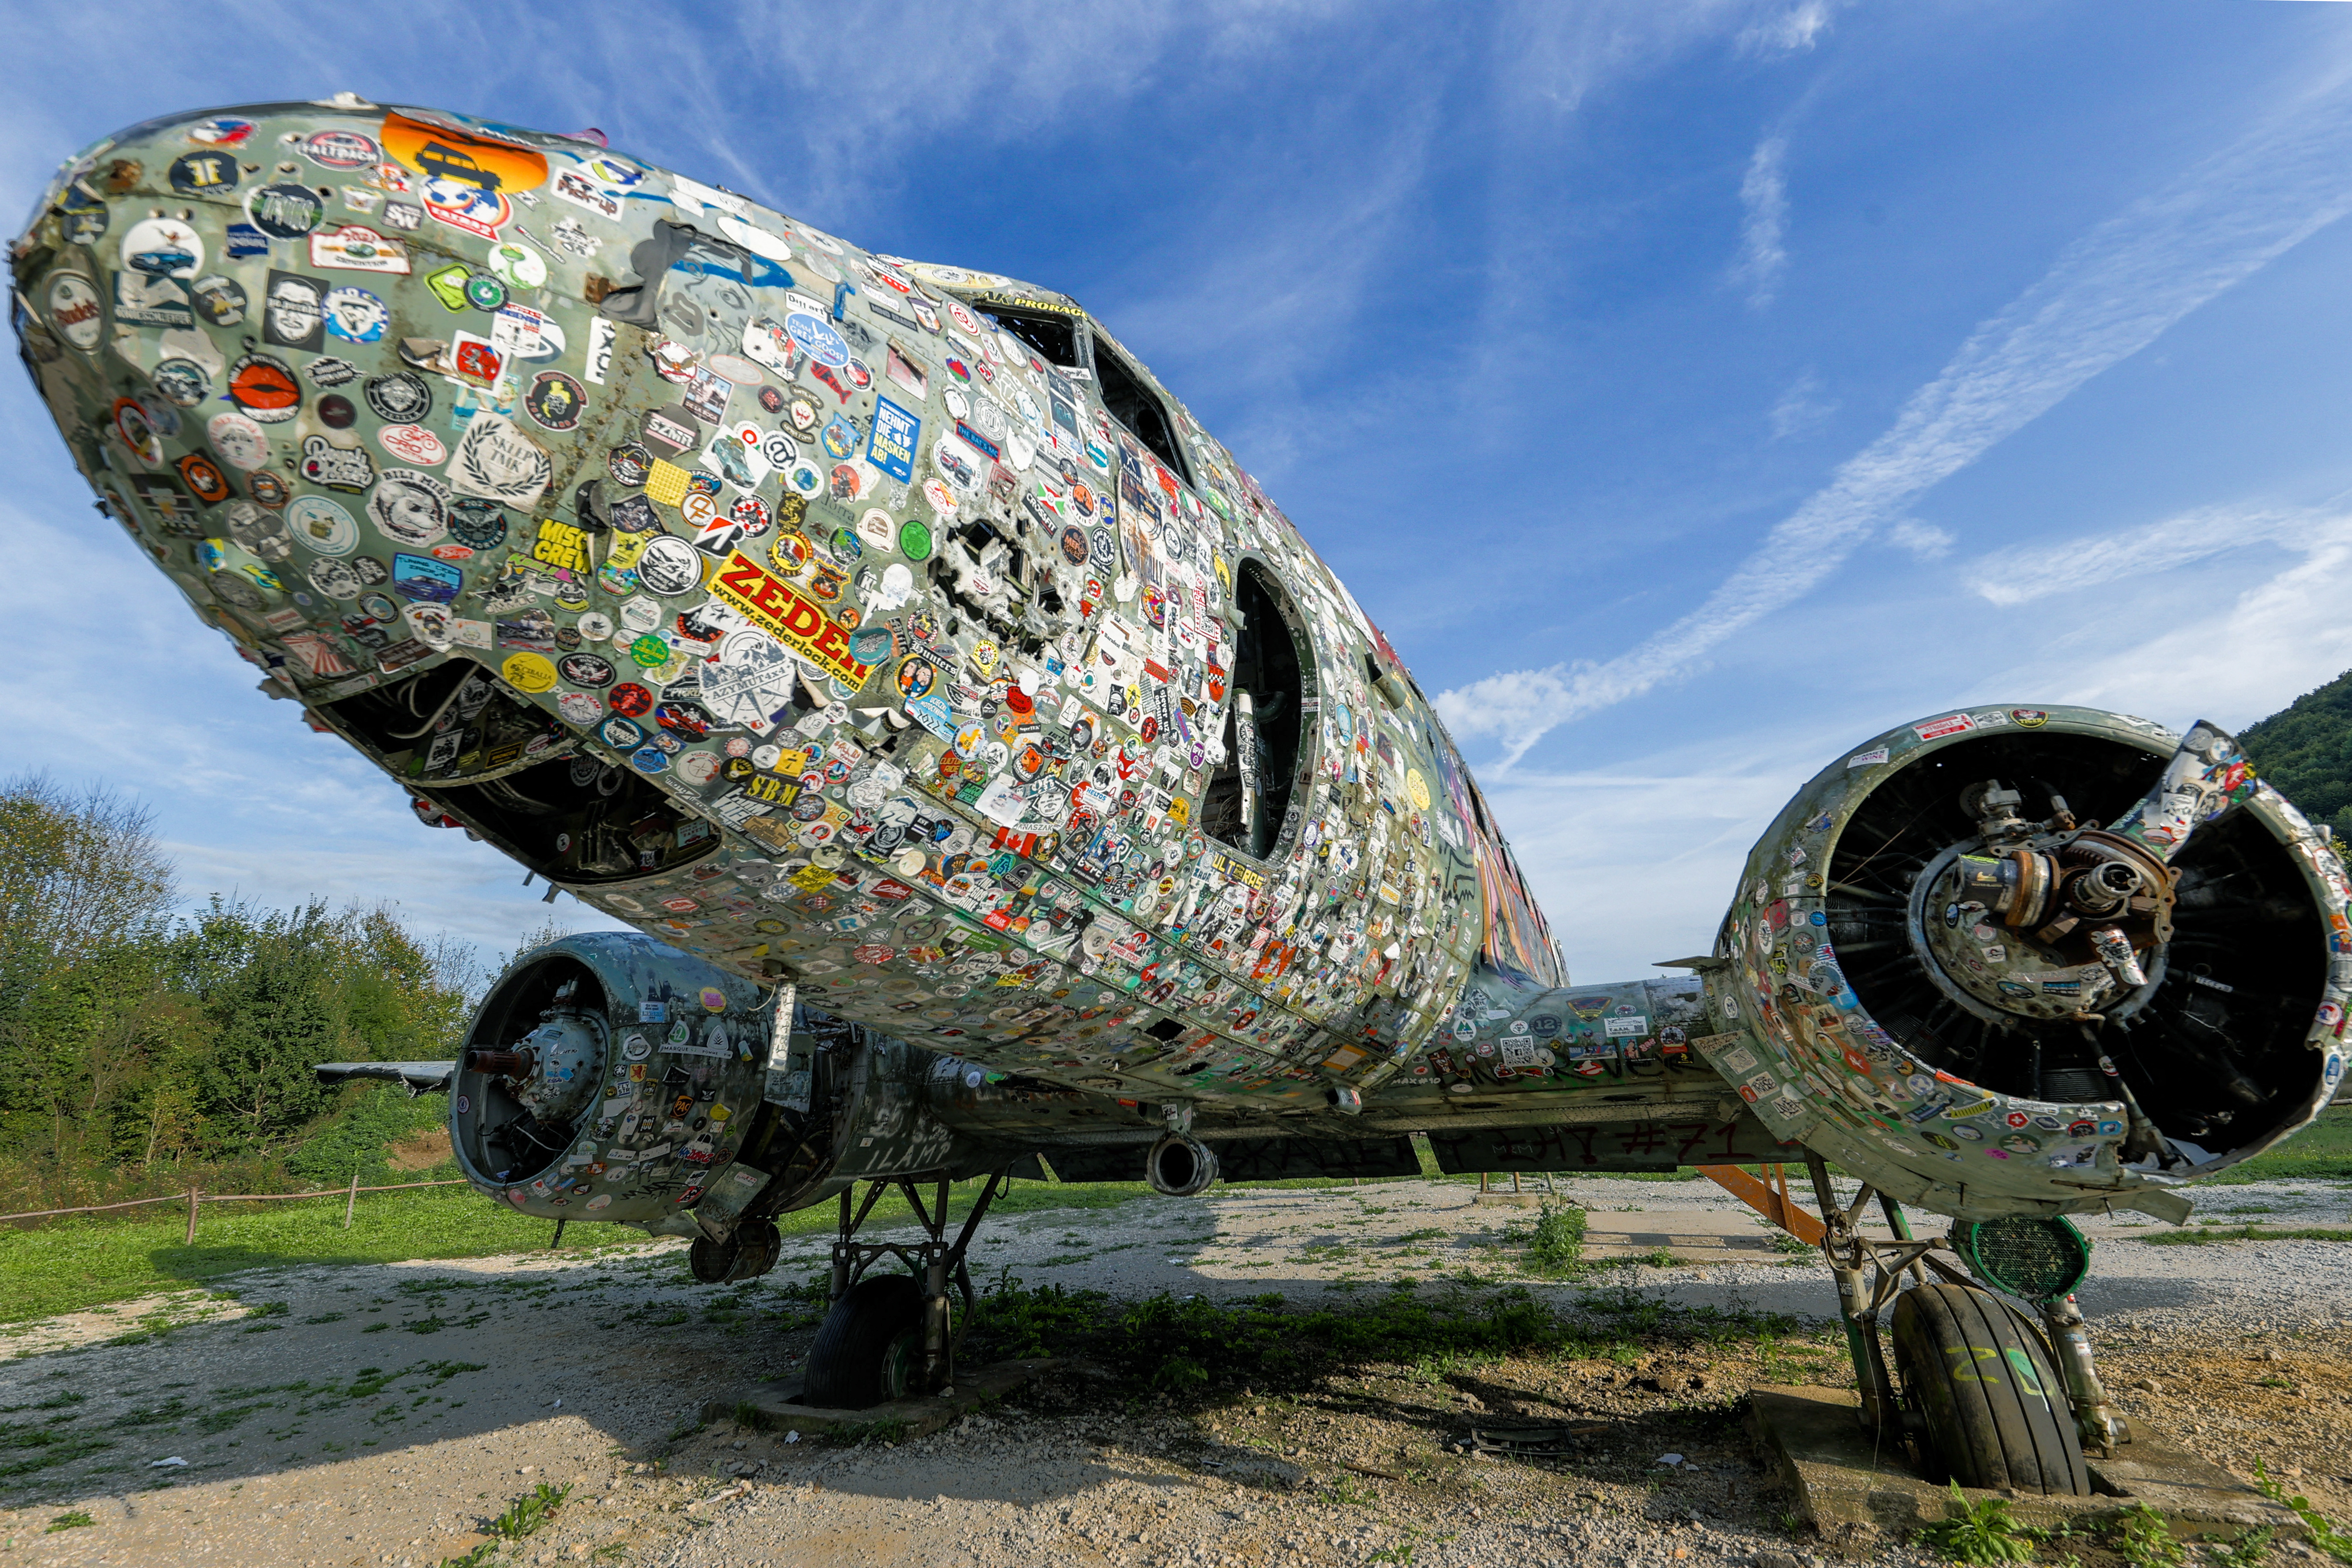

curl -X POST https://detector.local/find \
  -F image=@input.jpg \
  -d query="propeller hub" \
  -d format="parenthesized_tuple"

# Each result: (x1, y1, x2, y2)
(1913, 804, 2175, 1025)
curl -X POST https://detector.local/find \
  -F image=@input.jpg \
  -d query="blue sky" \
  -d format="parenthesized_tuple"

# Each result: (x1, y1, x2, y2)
(9, 0, 2352, 982)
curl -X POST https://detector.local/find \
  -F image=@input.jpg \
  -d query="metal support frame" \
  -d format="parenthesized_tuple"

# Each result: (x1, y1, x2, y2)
(2040, 1291, 2130, 1455)
(827, 1169, 1009, 1394)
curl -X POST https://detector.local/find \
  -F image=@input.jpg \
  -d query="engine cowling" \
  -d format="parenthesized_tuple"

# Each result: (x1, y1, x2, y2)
(1699, 704, 2350, 1221)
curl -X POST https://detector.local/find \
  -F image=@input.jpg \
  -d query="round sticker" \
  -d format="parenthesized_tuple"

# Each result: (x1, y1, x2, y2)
(634, 535, 703, 596)
(503, 652, 558, 693)
(449, 498, 508, 550)
(152, 358, 211, 407)
(486, 241, 548, 290)
(317, 394, 357, 429)
(525, 371, 588, 432)
(301, 128, 382, 170)
(628, 634, 670, 668)
(120, 216, 202, 279)
(1406, 769, 1431, 812)
(368, 469, 451, 546)
(559, 652, 616, 688)
(322, 284, 389, 344)
(189, 273, 248, 329)
(306, 557, 361, 599)
(242, 184, 324, 241)
(249, 470, 290, 510)
(226, 354, 301, 423)
(556, 691, 602, 726)
(287, 496, 357, 556)
(364, 372, 433, 424)
(378, 423, 447, 466)
(607, 444, 652, 487)
(205, 410, 272, 471)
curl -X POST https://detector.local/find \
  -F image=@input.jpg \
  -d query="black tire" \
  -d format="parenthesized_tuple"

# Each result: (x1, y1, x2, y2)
(803, 1274, 925, 1410)
(1890, 1282, 2089, 1496)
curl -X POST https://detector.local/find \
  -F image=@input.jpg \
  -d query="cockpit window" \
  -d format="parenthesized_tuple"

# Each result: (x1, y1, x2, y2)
(977, 305, 1082, 370)
(1092, 336, 1192, 486)
(1202, 561, 1310, 860)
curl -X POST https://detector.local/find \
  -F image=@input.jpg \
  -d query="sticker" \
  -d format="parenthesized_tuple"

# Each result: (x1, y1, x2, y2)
(42, 271, 102, 350)
(298, 434, 377, 491)
(309, 225, 409, 273)
(707, 550, 872, 685)
(244, 184, 324, 240)
(503, 651, 559, 693)
(634, 535, 705, 596)
(322, 284, 390, 344)
(174, 451, 231, 505)
(448, 413, 554, 509)
(368, 469, 452, 546)
(226, 354, 302, 423)
(206, 410, 273, 471)
(301, 128, 382, 170)
(365, 371, 433, 423)
(868, 396, 918, 483)
(188, 273, 248, 329)
(121, 215, 203, 280)
(524, 371, 588, 431)
(288, 496, 358, 555)
(785, 310, 849, 368)
(1914, 714, 1975, 742)
(378, 424, 447, 466)
(260, 271, 327, 351)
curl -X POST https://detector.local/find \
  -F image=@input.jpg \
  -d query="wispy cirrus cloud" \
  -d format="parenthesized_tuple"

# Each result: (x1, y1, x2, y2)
(1437, 59, 2352, 768)
(1732, 135, 1790, 306)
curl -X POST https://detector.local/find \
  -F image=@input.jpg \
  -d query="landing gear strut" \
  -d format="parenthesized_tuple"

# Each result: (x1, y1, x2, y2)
(802, 1169, 1009, 1410)
(1793, 1153, 2100, 1496)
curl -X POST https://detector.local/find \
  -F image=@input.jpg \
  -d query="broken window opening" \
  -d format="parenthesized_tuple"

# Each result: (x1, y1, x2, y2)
(1091, 335, 1192, 487)
(1202, 561, 1310, 861)
(977, 305, 1083, 371)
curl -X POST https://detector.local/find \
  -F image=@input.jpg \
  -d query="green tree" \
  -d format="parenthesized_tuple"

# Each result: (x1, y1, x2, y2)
(2239, 669, 2352, 837)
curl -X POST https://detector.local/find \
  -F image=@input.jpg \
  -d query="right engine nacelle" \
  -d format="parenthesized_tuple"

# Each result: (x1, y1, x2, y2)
(1700, 704, 2350, 1221)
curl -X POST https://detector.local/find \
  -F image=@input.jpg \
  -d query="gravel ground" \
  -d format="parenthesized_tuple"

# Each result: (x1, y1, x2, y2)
(2, 1173, 2347, 1566)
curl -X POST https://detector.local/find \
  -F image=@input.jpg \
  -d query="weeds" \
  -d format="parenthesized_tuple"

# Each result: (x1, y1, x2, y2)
(2111, 1502, 2182, 1568)
(440, 1479, 571, 1564)
(2215, 1526, 2274, 1568)
(44, 1510, 93, 1533)
(2254, 1461, 2352, 1563)
(1914, 1481, 2037, 1564)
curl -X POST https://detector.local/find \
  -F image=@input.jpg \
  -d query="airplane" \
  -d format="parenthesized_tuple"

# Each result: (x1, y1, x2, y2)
(14, 95, 2348, 1501)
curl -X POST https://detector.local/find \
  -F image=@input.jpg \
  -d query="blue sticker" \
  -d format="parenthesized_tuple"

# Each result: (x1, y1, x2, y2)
(391, 553, 463, 603)
(821, 415, 857, 461)
(785, 310, 849, 368)
(869, 396, 918, 483)
(632, 746, 670, 774)
(224, 222, 270, 260)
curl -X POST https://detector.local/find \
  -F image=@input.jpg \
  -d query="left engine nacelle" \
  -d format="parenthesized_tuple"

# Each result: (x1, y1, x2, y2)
(454, 933, 776, 1225)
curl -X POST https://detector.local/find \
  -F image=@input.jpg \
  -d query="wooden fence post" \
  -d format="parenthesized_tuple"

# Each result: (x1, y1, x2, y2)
(344, 1170, 359, 1230)
(184, 1185, 199, 1245)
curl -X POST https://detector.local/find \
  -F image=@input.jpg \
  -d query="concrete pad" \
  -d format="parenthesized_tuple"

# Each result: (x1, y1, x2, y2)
(705, 1356, 1057, 1442)
(1747, 1384, 2303, 1547)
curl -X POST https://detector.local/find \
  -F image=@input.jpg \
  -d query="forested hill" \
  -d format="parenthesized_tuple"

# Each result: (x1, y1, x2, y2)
(0, 775, 551, 1214)
(2239, 668, 2352, 837)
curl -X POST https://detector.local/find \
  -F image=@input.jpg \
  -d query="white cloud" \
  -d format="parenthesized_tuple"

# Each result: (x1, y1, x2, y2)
(1964, 499, 2316, 606)
(1887, 518, 1956, 560)
(1740, 0, 1845, 54)
(1437, 62, 2352, 767)
(1768, 368, 1838, 437)
(1733, 135, 1791, 306)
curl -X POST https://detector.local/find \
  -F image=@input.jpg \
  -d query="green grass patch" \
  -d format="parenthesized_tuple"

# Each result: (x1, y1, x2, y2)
(2136, 1226, 2352, 1247)
(2205, 1103, 2352, 1184)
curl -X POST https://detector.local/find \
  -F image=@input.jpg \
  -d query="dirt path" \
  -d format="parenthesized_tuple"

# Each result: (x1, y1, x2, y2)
(1, 1175, 2345, 1565)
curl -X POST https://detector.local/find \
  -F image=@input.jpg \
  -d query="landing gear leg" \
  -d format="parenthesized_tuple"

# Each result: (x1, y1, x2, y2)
(802, 1169, 1010, 1410)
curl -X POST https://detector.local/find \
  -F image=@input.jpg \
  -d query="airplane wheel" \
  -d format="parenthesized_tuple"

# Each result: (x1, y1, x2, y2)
(1890, 1282, 2089, 1496)
(804, 1274, 925, 1410)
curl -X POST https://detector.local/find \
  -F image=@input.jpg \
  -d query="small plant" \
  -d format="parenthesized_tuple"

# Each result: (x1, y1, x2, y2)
(45, 1510, 95, 1533)
(1642, 1247, 1680, 1269)
(1525, 1201, 1589, 1278)
(2253, 1461, 2352, 1563)
(2111, 1503, 2182, 1568)
(1330, 1475, 1375, 1507)
(1914, 1481, 2037, 1565)
(2215, 1526, 2275, 1568)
